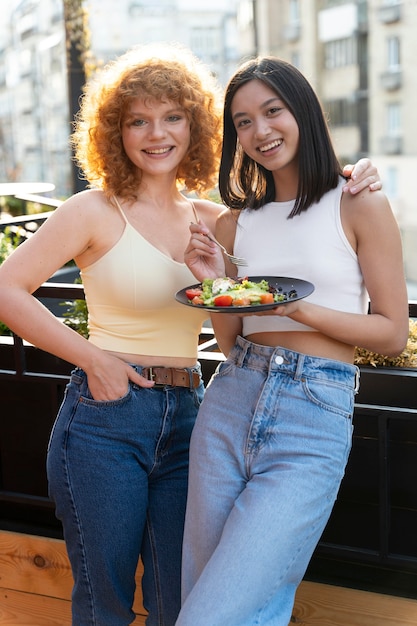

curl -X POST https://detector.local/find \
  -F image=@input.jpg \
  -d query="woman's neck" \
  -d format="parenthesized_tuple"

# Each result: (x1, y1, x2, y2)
(272, 163, 299, 201)
(135, 173, 184, 209)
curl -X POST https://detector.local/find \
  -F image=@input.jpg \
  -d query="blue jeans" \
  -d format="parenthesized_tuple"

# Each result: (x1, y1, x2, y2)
(177, 336, 358, 626)
(47, 365, 203, 626)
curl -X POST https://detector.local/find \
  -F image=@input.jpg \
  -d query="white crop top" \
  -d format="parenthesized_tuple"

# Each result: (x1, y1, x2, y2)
(234, 177, 368, 335)
(80, 198, 207, 358)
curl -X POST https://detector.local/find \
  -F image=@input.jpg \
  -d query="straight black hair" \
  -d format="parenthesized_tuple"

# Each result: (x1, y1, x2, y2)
(219, 57, 343, 216)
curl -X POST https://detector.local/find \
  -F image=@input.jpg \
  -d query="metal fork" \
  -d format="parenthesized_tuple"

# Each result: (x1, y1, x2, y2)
(206, 233, 248, 266)
(191, 223, 248, 266)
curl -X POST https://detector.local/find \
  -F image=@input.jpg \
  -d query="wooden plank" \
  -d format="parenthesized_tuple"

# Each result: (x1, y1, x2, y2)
(0, 531, 73, 600)
(0, 587, 72, 625)
(0, 530, 146, 618)
(293, 581, 417, 625)
(0, 588, 146, 625)
(3, 530, 417, 625)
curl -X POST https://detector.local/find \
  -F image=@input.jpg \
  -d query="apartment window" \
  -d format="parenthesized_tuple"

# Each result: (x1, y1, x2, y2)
(289, 0, 300, 23)
(19, 49, 32, 78)
(290, 51, 301, 68)
(237, 0, 254, 30)
(17, 11, 36, 38)
(321, 1, 348, 7)
(385, 166, 399, 199)
(324, 37, 357, 69)
(0, 63, 5, 88)
(387, 102, 401, 136)
(51, 0, 63, 22)
(190, 28, 219, 63)
(378, 2, 401, 23)
(325, 98, 357, 127)
(387, 36, 400, 70)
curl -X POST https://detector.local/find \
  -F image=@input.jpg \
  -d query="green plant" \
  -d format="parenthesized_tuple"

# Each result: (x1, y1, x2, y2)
(354, 319, 417, 368)
(0, 228, 89, 338)
(0, 227, 25, 335)
(0, 226, 21, 262)
(62, 278, 89, 338)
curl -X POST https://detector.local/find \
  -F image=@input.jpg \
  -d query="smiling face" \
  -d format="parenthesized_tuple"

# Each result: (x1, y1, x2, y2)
(231, 79, 300, 176)
(122, 97, 191, 179)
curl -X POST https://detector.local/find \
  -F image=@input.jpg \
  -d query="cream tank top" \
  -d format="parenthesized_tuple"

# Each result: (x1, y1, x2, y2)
(80, 198, 207, 358)
(234, 178, 368, 335)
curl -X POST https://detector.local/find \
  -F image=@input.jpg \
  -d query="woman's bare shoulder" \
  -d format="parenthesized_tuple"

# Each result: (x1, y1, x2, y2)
(341, 188, 395, 232)
(52, 189, 116, 231)
(192, 197, 224, 229)
(341, 187, 390, 214)
(58, 188, 108, 213)
(42, 189, 117, 248)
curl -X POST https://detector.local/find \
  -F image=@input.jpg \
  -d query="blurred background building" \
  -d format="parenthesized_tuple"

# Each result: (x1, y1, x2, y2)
(239, 0, 417, 288)
(0, 0, 239, 198)
(0, 0, 416, 289)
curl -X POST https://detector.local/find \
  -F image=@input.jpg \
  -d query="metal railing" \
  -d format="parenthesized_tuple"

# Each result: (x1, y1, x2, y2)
(1, 283, 417, 594)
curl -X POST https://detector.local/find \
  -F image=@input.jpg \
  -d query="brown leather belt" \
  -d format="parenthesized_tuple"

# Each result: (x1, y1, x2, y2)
(141, 366, 200, 388)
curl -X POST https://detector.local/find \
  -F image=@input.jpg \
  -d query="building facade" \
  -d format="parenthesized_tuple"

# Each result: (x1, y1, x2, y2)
(238, 0, 417, 287)
(0, 0, 239, 199)
(0, 0, 70, 195)
(0, 0, 416, 287)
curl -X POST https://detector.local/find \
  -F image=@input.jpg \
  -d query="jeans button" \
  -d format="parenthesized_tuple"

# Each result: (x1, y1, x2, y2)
(274, 355, 284, 365)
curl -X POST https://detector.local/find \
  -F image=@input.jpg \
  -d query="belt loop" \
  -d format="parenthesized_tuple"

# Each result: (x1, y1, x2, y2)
(294, 353, 304, 380)
(234, 336, 249, 367)
(354, 367, 360, 394)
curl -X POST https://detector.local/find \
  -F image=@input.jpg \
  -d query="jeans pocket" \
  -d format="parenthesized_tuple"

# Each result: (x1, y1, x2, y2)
(212, 359, 235, 379)
(192, 383, 205, 409)
(302, 377, 354, 419)
(79, 386, 133, 407)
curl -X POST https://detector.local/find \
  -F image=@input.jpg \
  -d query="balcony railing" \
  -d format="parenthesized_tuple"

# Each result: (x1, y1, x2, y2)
(1, 280, 417, 597)
(380, 68, 402, 91)
(283, 21, 301, 42)
(378, 2, 402, 24)
(380, 134, 403, 155)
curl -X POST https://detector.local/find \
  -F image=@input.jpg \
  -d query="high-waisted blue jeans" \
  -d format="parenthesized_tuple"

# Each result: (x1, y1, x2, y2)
(177, 336, 358, 626)
(47, 364, 203, 626)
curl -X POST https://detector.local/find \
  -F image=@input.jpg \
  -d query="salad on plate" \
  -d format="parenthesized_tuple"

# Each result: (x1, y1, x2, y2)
(184, 277, 297, 308)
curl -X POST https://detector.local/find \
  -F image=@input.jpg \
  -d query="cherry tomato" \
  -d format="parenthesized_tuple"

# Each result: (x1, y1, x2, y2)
(233, 297, 251, 306)
(185, 288, 203, 300)
(259, 293, 274, 304)
(213, 294, 233, 307)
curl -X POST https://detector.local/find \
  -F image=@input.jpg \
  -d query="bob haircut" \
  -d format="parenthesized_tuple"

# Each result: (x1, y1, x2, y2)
(219, 57, 343, 216)
(71, 43, 223, 200)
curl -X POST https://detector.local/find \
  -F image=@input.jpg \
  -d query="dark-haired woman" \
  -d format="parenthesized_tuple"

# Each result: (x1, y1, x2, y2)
(178, 57, 408, 626)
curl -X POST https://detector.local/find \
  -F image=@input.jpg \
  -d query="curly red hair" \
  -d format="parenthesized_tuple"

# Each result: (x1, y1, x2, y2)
(71, 43, 223, 200)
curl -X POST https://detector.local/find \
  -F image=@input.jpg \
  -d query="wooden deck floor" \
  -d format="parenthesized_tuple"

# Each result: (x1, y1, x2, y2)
(1, 530, 417, 625)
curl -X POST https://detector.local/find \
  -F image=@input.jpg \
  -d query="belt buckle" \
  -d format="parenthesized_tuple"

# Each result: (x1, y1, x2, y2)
(148, 366, 169, 388)
(148, 366, 164, 388)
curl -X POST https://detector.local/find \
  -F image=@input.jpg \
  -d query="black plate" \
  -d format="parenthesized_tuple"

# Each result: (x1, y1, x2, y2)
(175, 276, 315, 313)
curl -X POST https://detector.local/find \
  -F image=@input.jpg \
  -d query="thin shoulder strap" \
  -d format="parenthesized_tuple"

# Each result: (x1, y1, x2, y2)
(190, 200, 199, 223)
(112, 195, 129, 224)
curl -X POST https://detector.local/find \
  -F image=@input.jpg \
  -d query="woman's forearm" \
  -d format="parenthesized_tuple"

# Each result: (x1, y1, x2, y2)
(0, 287, 99, 369)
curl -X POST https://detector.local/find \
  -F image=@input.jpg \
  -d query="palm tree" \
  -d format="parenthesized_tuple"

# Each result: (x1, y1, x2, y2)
(63, 0, 89, 194)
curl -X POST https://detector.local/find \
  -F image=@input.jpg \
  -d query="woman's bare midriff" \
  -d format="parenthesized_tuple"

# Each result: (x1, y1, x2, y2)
(245, 331, 355, 364)
(105, 350, 198, 369)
